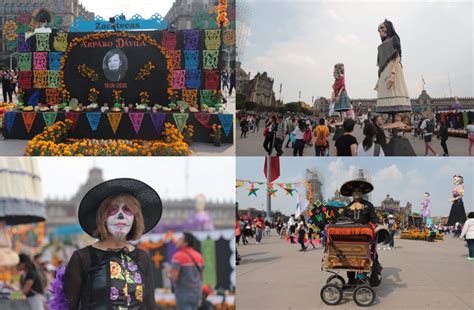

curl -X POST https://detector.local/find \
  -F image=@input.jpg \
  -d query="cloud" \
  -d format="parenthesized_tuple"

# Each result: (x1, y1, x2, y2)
(334, 34, 360, 46)
(327, 9, 343, 22)
(373, 165, 402, 183)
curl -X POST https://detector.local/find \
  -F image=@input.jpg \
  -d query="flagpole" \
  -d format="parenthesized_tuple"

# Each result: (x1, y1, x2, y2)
(266, 156, 272, 222)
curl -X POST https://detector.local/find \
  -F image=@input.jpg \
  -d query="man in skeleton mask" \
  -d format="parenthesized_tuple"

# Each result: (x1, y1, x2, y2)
(340, 179, 379, 285)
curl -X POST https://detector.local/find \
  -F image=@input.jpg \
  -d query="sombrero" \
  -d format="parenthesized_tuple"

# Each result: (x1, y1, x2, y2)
(78, 178, 162, 238)
(340, 179, 374, 197)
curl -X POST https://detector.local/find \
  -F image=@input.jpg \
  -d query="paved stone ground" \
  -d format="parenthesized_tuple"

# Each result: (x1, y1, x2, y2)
(236, 231, 474, 310)
(236, 125, 471, 156)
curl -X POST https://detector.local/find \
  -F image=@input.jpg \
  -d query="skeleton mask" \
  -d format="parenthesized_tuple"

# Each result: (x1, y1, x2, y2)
(106, 202, 134, 239)
(352, 189, 362, 201)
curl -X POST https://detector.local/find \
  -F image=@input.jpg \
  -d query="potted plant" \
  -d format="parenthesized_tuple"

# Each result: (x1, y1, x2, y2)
(210, 123, 223, 146)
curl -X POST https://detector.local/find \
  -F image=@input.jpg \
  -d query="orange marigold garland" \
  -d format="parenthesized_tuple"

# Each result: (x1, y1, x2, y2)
(216, 0, 230, 28)
(77, 64, 99, 81)
(135, 61, 156, 80)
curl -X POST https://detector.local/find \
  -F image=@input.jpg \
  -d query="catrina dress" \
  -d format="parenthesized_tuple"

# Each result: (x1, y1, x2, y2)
(63, 246, 155, 310)
(376, 36, 411, 113)
(333, 75, 351, 112)
(447, 188, 467, 226)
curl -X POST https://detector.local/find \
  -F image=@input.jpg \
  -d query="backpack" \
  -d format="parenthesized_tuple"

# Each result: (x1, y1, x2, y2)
(315, 126, 327, 146)
(425, 120, 434, 133)
(303, 128, 312, 143)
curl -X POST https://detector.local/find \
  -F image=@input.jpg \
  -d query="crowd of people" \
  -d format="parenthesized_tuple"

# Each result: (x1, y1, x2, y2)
(237, 110, 474, 156)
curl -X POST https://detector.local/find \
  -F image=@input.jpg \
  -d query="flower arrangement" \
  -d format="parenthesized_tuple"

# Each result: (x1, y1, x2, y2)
(216, 0, 230, 27)
(112, 90, 123, 104)
(3, 19, 18, 41)
(135, 61, 156, 80)
(88, 88, 100, 104)
(210, 123, 223, 146)
(25, 120, 191, 156)
(139, 92, 150, 105)
(60, 89, 71, 105)
(183, 125, 194, 144)
(77, 64, 99, 81)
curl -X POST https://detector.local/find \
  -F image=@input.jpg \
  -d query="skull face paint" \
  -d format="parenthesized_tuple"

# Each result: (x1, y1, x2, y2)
(352, 189, 363, 201)
(106, 203, 134, 239)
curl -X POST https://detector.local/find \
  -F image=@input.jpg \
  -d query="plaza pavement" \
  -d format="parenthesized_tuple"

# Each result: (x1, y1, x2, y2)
(236, 125, 471, 156)
(236, 231, 474, 310)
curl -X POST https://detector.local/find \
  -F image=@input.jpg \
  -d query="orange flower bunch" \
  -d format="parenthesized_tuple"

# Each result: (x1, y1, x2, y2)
(60, 89, 71, 103)
(216, 0, 230, 27)
(112, 90, 123, 104)
(88, 88, 100, 104)
(210, 123, 223, 142)
(4, 20, 18, 41)
(139, 91, 150, 104)
(135, 61, 156, 80)
(25, 121, 191, 156)
(77, 64, 99, 81)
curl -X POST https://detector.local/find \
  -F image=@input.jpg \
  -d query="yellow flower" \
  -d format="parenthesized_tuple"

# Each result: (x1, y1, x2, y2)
(110, 261, 122, 279)
(135, 285, 143, 302)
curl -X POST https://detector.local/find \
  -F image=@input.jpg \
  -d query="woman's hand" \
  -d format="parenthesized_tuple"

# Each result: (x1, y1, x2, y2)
(385, 73, 395, 89)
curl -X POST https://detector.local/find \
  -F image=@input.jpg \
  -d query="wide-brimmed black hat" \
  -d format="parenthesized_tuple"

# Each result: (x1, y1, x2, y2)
(78, 178, 162, 238)
(340, 179, 374, 197)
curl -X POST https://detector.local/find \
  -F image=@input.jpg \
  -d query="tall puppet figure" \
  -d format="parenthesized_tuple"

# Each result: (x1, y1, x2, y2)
(447, 175, 467, 226)
(332, 63, 351, 121)
(375, 19, 411, 114)
(421, 192, 431, 223)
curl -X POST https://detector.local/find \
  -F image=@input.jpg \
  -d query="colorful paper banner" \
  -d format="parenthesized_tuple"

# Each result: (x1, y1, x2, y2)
(150, 112, 166, 135)
(66, 112, 80, 132)
(22, 112, 37, 133)
(218, 113, 233, 136)
(42, 112, 58, 127)
(86, 112, 101, 131)
(194, 112, 211, 129)
(173, 113, 189, 133)
(201, 240, 217, 288)
(4, 112, 16, 133)
(129, 113, 144, 134)
(107, 112, 122, 134)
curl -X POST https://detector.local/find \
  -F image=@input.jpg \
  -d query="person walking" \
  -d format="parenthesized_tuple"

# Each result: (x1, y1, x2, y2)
(240, 117, 249, 138)
(387, 215, 397, 250)
(420, 117, 438, 156)
(263, 116, 277, 155)
(437, 118, 449, 156)
(314, 118, 329, 156)
(285, 118, 296, 148)
(288, 215, 296, 243)
(466, 119, 474, 156)
(1, 68, 13, 103)
(169, 232, 205, 310)
(459, 212, 474, 260)
(306, 222, 317, 249)
(372, 115, 388, 153)
(236, 215, 241, 245)
(292, 120, 307, 156)
(274, 116, 286, 156)
(17, 253, 45, 310)
(357, 123, 385, 156)
(335, 118, 358, 156)
(240, 218, 248, 245)
(296, 216, 307, 252)
(254, 214, 265, 244)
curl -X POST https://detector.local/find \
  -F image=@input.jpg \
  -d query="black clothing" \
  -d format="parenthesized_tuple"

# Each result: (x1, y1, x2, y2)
(21, 269, 43, 298)
(199, 300, 215, 310)
(374, 125, 387, 152)
(63, 246, 155, 310)
(335, 134, 357, 156)
(447, 199, 467, 226)
(343, 199, 378, 225)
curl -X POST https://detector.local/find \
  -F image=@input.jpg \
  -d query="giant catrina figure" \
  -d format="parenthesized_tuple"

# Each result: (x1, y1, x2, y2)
(375, 19, 411, 114)
(447, 175, 467, 226)
(49, 178, 162, 309)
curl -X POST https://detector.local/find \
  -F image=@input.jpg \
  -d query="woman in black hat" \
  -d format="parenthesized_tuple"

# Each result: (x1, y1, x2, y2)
(60, 178, 162, 309)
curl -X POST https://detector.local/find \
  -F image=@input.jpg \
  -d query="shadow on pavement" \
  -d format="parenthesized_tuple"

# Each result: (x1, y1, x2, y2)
(376, 267, 407, 298)
(241, 252, 268, 258)
(242, 256, 281, 264)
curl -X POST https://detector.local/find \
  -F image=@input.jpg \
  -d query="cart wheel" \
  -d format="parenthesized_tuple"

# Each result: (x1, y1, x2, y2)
(353, 285, 376, 307)
(326, 274, 346, 286)
(320, 284, 343, 305)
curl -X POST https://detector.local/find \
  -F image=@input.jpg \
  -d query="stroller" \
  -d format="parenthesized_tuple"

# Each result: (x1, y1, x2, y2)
(320, 219, 388, 307)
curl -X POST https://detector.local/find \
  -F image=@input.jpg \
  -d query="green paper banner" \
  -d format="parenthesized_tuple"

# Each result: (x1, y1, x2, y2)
(201, 239, 217, 288)
(42, 112, 58, 127)
(173, 113, 189, 133)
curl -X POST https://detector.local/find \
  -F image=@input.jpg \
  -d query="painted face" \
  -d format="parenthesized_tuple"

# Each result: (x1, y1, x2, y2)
(378, 23, 387, 39)
(106, 203, 134, 239)
(333, 67, 341, 79)
(424, 193, 430, 199)
(352, 189, 362, 200)
(453, 176, 463, 186)
(108, 54, 121, 71)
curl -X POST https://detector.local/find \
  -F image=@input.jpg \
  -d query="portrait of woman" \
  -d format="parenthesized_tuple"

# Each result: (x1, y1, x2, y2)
(60, 178, 162, 309)
(103, 48, 128, 82)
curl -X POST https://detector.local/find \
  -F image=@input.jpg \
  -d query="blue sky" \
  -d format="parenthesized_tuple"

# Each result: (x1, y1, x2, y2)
(236, 157, 473, 217)
(241, 0, 473, 103)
